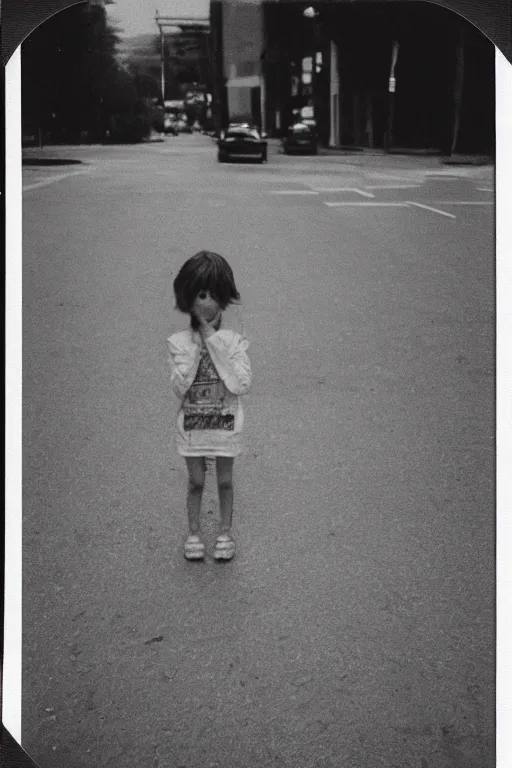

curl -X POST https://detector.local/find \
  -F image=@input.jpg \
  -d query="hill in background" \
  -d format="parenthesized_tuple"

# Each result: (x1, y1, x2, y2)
(117, 33, 159, 65)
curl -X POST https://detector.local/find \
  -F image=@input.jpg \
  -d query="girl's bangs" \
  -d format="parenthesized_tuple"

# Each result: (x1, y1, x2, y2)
(190, 258, 225, 298)
(193, 272, 220, 298)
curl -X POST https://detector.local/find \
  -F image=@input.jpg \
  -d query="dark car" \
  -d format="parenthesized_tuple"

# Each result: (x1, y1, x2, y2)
(163, 115, 179, 135)
(282, 122, 317, 155)
(218, 126, 267, 163)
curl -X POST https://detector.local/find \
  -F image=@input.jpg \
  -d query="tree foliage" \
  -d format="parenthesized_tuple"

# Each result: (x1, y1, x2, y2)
(22, 0, 152, 144)
(151, 32, 211, 99)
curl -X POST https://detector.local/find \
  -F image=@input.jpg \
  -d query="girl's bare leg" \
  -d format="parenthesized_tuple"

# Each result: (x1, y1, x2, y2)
(216, 457, 234, 533)
(185, 457, 206, 534)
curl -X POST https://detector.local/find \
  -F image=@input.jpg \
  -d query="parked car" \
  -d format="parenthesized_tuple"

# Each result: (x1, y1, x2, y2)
(172, 115, 193, 133)
(217, 125, 268, 163)
(164, 115, 178, 135)
(282, 122, 317, 155)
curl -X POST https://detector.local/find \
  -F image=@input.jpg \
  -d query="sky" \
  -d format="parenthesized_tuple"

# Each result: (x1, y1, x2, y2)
(106, 0, 210, 38)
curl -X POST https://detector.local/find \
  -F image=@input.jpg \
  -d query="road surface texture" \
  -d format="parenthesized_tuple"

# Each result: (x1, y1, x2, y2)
(22, 135, 494, 768)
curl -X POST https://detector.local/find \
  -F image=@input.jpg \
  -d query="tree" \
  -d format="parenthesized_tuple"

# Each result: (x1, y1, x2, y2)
(151, 31, 211, 100)
(22, 0, 151, 144)
(450, 24, 466, 155)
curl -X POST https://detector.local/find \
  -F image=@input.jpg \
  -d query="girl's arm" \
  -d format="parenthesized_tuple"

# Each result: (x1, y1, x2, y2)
(167, 336, 201, 398)
(205, 332, 252, 396)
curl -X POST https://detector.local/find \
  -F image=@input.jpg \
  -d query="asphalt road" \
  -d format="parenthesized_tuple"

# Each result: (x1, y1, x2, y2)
(22, 135, 495, 768)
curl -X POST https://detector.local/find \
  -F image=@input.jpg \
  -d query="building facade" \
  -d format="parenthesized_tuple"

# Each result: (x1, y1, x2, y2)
(211, 0, 265, 129)
(210, 0, 495, 154)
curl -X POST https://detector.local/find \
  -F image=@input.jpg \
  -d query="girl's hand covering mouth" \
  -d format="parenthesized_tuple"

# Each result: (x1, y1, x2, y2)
(197, 309, 222, 338)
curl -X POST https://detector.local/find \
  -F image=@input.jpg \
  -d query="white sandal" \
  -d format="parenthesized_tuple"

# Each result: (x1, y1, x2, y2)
(213, 532, 235, 561)
(184, 534, 205, 560)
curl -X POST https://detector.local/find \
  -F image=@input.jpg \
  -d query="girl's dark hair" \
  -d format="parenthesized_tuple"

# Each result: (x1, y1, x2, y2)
(173, 251, 240, 329)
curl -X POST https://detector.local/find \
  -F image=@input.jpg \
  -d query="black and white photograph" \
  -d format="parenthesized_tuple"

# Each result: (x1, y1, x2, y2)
(3, 0, 509, 765)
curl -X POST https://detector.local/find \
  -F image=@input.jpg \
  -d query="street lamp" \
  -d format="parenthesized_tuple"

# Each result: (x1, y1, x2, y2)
(303, 6, 318, 20)
(386, 40, 399, 153)
(303, 6, 320, 138)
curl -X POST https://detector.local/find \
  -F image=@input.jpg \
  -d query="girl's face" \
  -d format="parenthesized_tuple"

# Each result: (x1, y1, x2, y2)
(192, 289, 220, 322)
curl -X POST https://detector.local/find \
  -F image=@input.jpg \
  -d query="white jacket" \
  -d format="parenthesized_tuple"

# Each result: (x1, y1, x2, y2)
(167, 327, 251, 457)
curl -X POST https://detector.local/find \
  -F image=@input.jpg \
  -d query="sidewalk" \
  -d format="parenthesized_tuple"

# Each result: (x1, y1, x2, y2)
(266, 137, 494, 169)
(319, 144, 493, 165)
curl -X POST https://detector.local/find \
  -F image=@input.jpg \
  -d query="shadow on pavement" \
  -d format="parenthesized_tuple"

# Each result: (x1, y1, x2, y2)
(22, 158, 83, 166)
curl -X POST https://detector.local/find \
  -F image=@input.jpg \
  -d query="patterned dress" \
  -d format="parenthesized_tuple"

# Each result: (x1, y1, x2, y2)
(167, 328, 251, 457)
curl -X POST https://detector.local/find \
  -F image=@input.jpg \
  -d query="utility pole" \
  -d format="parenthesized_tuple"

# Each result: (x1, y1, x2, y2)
(259, 51, 266, 135)
(156, 12, 166, 103)
(312, 23, 319, 135)
(154, 13, 210, 107)
(210, 0, 226, 136)
(385, 40, 399, 153)
(303, 7, 320, 140)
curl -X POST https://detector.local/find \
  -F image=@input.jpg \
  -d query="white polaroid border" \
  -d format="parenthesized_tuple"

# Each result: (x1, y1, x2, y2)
(496, 46, 512, 768)
(4, 45, 22, 744)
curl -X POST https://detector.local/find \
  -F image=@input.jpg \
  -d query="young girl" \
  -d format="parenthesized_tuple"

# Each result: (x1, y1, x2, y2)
(167, 251, 252, 561)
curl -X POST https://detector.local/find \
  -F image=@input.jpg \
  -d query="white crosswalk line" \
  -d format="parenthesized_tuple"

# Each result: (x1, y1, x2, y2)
(324, 201, 409, 207)
(23, 170, 90, 192)
(268, 190, 319, 195)
(407, 201, 456, 219)
(310, 186, 374, 197)
(365, 184, 420, 190)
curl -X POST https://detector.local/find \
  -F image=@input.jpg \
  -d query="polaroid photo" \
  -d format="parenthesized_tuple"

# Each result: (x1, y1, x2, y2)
(4, 1, 510, 766)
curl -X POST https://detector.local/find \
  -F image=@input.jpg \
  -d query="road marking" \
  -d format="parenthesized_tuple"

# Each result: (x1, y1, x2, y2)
(476, 187, 493, 192)
(365, 184, 420, 190)
(23, 169, 89, 191)
(407, 201, 456, 219)
(324, 201, 409, 207)
(311, 186, 375, 197)
(268, 189, 319, 195)
(367, 173, 414, 181)
(423, 172, 468, 178)
(433, 201, 494, 205)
